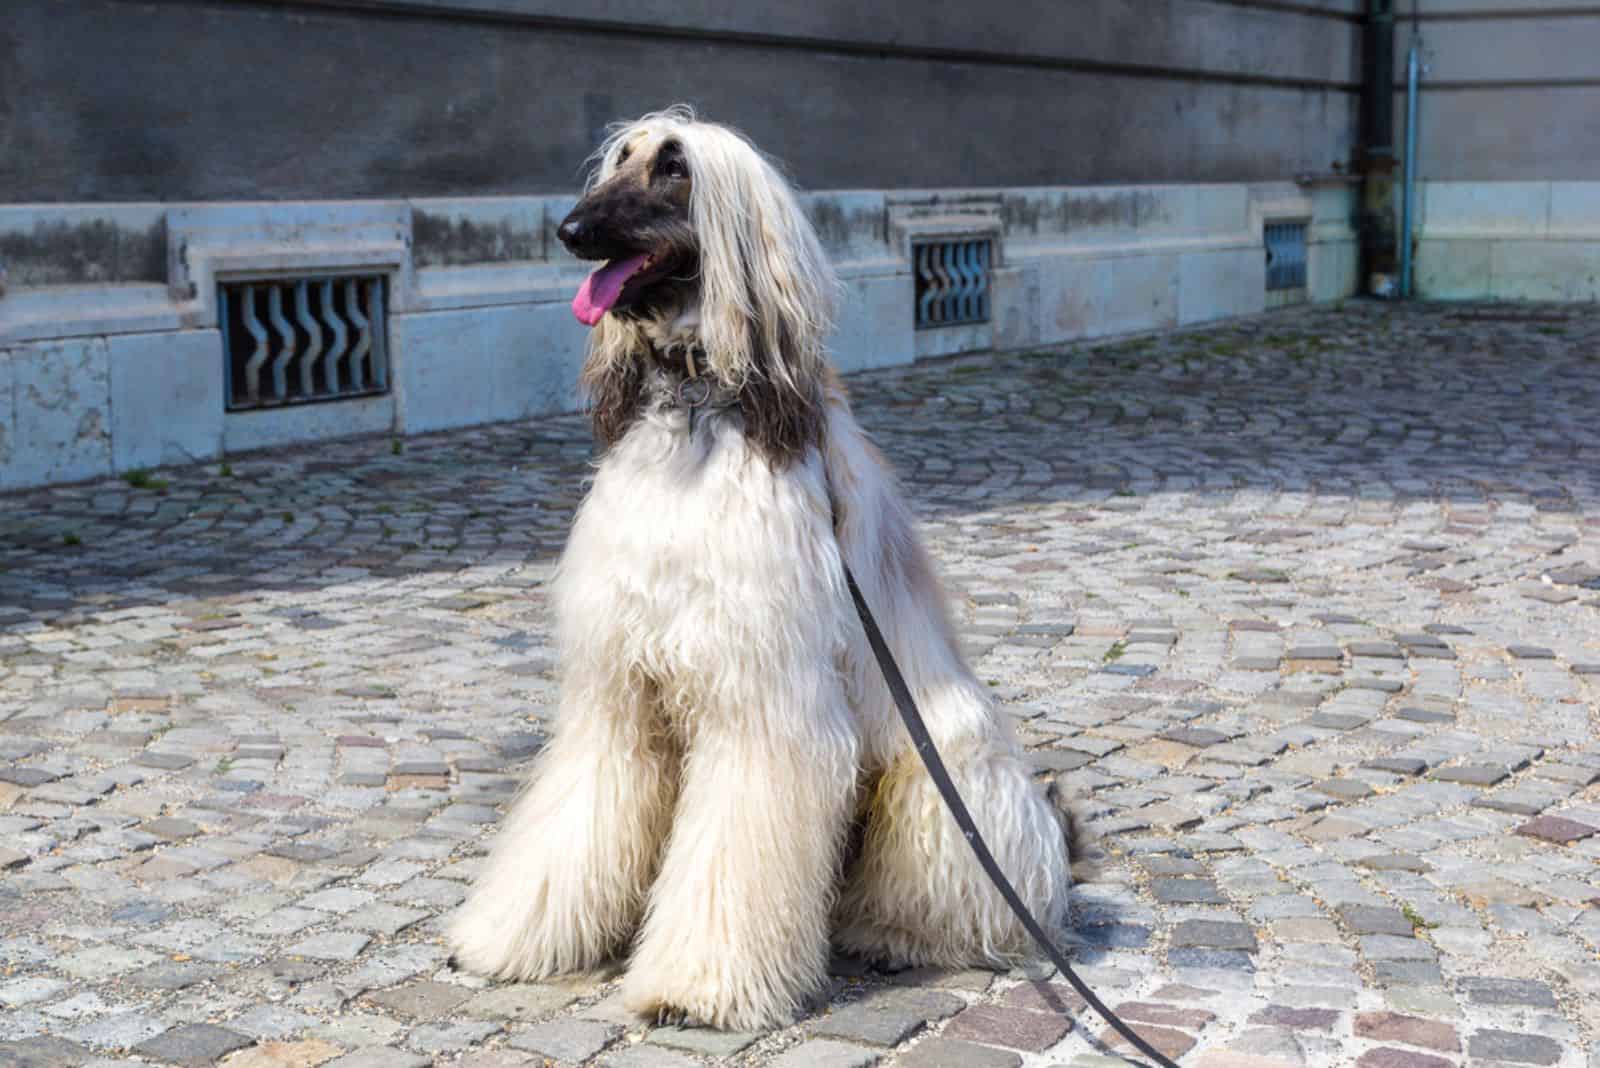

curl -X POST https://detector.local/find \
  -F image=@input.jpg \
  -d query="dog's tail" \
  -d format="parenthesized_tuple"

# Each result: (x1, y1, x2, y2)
(1046, 779, 1101, 885)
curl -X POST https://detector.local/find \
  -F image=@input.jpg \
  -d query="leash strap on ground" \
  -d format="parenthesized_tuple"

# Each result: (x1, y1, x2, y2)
(843, 564, 1182, 1068)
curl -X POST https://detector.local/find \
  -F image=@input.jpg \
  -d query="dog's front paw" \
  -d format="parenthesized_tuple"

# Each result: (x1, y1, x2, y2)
(652, 1003, 713, 1029)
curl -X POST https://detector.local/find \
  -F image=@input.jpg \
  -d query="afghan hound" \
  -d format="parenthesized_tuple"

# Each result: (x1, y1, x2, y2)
(449, 106, 1081, 1031)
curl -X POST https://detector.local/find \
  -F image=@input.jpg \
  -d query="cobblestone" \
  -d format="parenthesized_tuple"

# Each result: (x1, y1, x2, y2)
(2, 303, 1599, 1065)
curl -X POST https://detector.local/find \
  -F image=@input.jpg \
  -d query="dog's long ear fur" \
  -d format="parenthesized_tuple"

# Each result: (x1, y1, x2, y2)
(684, 123, 839, 465)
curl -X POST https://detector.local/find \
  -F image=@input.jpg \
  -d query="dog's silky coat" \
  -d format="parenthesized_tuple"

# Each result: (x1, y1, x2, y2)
(449, 107, 1081, 1031)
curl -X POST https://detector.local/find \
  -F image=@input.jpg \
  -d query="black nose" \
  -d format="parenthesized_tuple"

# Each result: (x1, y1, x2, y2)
(557, 216, 587, 252)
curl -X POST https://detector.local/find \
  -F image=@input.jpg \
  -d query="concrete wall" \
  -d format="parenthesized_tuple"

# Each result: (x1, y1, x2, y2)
(0, 183, 1358, 491)
(2, 0, 1361, 203)
(1414, 181, 1600, 300)
(1396, 3, 1600, 180)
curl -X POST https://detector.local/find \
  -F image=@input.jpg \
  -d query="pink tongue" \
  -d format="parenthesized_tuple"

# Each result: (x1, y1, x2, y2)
(572, 254, 650, 326)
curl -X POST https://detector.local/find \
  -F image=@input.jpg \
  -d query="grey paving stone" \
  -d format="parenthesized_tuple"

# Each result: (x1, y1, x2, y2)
(1170, 919, 1258, 951)
(1372, 960, 1445, 986)
(459, 984, 582, 1020)
(1467, 1029, 1563, 1065)
(408, 1020, 504, 1052)
(1395, 707, 1454, 724)
(323, 1049, 430, 1068)
(1167, 947, 1255, 969)
(1151, 878, 1226, 905)
(648, 1026, 761, 1058)
(287, 931, 370, 960)
(1430, 764, 1510, 787)
(0, 1036, 93, 1067)
(1459, 977, 1559, 1008)
(367, 980, 473, 1019)
(1364, 756, 1428, 775)
(508, 1018, 624, 1062)
(770, 1040, 882, 1068)
(133, 1024, 253, 1067)
(1472, 790, 1557, 816)
(895, 1038, 1022, 1068)
(808, 988, 964, 1047)
(1339, 906, 1418, 937)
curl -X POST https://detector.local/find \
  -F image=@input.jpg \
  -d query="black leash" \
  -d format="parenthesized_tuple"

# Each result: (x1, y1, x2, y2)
(843, 565, 1182, 1068)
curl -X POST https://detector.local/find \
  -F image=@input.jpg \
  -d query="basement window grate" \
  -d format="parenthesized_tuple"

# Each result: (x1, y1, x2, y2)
(914, 239, 991, 328)
(220, 275, 390, 411)
(1264, 221, 1308, 291)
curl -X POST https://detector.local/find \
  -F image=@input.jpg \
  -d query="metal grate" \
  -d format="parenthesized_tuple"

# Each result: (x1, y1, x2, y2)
(1264, 221, 1308, 291)
(220, 275, 390, 411)
(914, 239, 991, 328)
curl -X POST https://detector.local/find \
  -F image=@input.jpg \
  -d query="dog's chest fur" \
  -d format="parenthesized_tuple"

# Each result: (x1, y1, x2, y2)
(560, 366, 844, 698)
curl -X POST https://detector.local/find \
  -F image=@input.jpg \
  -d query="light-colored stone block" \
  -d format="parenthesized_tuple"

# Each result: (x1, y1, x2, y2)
(1031, 256, 1102, 345)
(1416, 238, 1493, 300)
(394, 302, 586, 435)
(109, 329, 224, 471)
(1149, 185, 1251, 239)
(991, 263, 1042, 351)
(1101, 253, 1180, 336)
(1, 336, 112, 490)
(1490, 239, 1600, 301)
(224, 394, 396, 454)
(1309, 239, 1359, 304)
(1180, 247, 1262, 326)
(489, 304, 591, 423)
(1550, 182, 1600, 237)
(1422, 181, 1550, 237)
(833, 272, 913, 374)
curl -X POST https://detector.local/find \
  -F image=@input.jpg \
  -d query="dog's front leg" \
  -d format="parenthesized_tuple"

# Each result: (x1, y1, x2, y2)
(622, 681, 859, 1032)
(449, 668, 676, 981)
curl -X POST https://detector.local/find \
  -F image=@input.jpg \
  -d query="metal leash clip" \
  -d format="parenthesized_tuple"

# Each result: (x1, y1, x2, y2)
(678, 347, 712, 436)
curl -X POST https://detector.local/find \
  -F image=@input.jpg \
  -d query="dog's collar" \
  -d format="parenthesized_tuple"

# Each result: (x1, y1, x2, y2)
(647, 342, 740, 431)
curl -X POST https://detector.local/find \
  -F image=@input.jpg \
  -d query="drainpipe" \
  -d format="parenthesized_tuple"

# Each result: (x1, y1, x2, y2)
(1399, 33, 1423, 299)
(1359, 0, 1397, 295)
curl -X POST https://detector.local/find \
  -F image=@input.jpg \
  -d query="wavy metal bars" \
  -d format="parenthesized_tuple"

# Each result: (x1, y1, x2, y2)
(914, 239, 991, 329)
(220, 275, 391, 411)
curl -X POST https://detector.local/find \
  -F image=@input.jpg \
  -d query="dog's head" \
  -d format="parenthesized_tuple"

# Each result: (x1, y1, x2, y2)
(560, 122, 698, 328)
(562, 108, 839, 461)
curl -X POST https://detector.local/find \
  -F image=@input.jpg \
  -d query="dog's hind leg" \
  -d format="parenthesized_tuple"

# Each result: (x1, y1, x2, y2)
(834, 716, 1073, 969)
(622, 673, 860, 1031)
(449, 667, 676, 981)
(821, 399, 1073, 969)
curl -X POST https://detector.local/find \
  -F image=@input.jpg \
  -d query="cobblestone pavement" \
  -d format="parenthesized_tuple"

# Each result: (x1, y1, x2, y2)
(3, 301, 1599, 1068)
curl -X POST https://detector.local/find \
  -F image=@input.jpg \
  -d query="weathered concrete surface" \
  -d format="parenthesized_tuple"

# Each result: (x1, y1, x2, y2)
(1395, 6, 1600, 181)
(1, 0, 1357, 203)
(2, 302, 1599, 1066)
(1414, 181, 1600, 301)
(0, 184, 1358, 490)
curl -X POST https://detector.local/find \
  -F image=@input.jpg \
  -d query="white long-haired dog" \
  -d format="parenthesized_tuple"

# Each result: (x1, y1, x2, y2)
(449, 106, 1082, 1031)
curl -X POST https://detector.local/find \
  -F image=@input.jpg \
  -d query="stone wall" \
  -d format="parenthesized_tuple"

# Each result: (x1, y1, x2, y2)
(1413, 181, 1600, 301)
(0, 183, 1359, 491)
(2, 0, 1361, 203)
(1393, 2, 1600, 182)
